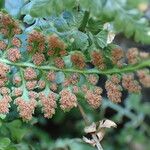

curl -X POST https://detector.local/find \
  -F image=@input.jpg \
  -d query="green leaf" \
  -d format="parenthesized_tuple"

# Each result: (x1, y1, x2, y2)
(54, 16, 69, 32)
(0, 138, 11, 148)
(140, 103, 150, 114)
(63, 11, 84, 29)
(127, 0, 149, 8)
(6, 120, 28, 142)
(78, 74, 86, 86)
(63, 55, 72, 68)
(102, 0, 118, 19)
(5, 0, 24, 18)
(87, 18, 103, 34)
(0, 120, 2, 127)
(134, 26, 150, 44)
(7, 120, 22, 128)
(79, 0, 102, 16)
(69, 30, 89, 50)
(10, 128, 28, 142)
(102, 0, 126, 19)
(30, 0, 52, 17)
(53, 109, 65, 123)
(94, 30, 108, 48)
(23, 15, 35, 24)
(51, 139, 95, 150)
(23, 0, 76, 18)
(114, 7, 150, 44)
(0, 114, 6, 120)
(21, 1, 33, 15)
(55, 72, 65, 84)
(0, 0, 4, 9)
(124, 21, 135, 38)
(125, 93, 141, 110)
(5, 146, 17, 150)
(101, 0, 150, 44)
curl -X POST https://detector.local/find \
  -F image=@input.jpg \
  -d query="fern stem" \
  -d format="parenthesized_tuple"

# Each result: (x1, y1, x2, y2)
(79, 11, 90, 32)
(0, 58, 149, 75)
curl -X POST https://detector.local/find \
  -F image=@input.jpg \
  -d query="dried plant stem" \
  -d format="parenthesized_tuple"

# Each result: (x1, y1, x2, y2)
(77, 103, 103, 150)
(0, 58, 149, 75)
(92, 134, 104, 150)
(77, 103, 89, 125)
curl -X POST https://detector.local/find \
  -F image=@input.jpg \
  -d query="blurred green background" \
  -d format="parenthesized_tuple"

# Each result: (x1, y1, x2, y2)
(0, 0, 150, 150)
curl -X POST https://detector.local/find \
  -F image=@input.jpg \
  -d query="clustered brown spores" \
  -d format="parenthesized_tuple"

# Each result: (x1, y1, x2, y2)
(0, 12, 150, 121)
(105, 75, 122, 103)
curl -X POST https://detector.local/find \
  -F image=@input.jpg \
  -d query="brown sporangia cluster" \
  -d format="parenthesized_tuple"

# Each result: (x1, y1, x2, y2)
(87, 74, 99, 85)
(15, 97, 36, 121)
(7, 48, 21, 62)
(37, 80, 46, 89)
(27, 31, 67, 68)
(71, 51, 86, 69)
(27, 30, 46, 53)
(24, 67, 37, 80)
(85, 89, 103, 109)
(0, 12, 150, 121)
(12, 87, 23, 97)
(39, 92, 57, 118)
(32, 52, 45, 66)
(0, 95, 11, 114)
(62, 73, 80, 87)
(91, 50, 105, 70)
(0, 12, 22, 37)
(12, 37, 21, 48)
(105, 75, 122, 103)
(0, 40, 7, 51)
(122, 74, 141, 93)
(0, 12, 22, 63)
(111, 48, 124, 68)
(137, 69, 150, 87)
(60, 89, 77, 111)
(0, 63, 11, 114)
(54, 57, 65, 69)
(126, 48, 139, 65)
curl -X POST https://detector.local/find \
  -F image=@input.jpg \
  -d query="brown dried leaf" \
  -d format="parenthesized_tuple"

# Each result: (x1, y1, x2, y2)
(96, 128, 105, 142)
(98, 119, 117, 129)
(107, 32, 115, 44)
(84, 122, 96, 134)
